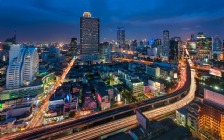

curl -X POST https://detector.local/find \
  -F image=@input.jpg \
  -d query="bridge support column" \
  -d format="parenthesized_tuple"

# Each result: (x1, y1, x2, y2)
(167, 100, 170, 104)
(178, 94, 181, 99)
(112, 115, 115, 120)
(152, 104, 154, 108)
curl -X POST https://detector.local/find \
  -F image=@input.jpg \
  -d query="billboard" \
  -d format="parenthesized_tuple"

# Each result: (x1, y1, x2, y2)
(209, 68, 222, 77)
(174, 73, 178, 79)
(204, 88, 224, 107)
(136, 109, 147, 130)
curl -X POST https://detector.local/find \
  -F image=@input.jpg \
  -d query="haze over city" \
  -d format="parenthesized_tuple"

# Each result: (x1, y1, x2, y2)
(0, 0, 224, 42)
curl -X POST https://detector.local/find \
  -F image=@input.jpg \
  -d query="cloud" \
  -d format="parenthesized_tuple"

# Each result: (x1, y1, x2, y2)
(0, 0, 224, 42)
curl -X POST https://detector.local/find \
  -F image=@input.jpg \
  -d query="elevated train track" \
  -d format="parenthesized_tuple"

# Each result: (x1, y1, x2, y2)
(2, 61, 191, 140)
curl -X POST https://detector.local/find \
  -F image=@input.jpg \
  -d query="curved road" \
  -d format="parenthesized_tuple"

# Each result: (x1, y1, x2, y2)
(60, 69, 196, 140)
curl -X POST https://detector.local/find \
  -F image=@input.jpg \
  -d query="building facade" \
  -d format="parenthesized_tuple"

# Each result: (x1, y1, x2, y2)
(169, 38, 179, 63)
(198, 88, 224, 140)
(163, 30, 169, 56)
(6, 48, 39, 89)
(9, 44, 23, 63)
(80, 12, 100, 63)
(117, 27, 125, 47)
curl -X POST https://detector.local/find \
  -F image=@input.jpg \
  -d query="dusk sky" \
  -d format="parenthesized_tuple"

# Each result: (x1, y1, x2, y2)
(0, 0, 224, 43)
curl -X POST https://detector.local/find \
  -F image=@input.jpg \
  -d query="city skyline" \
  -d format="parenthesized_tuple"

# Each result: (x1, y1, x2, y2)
(0, 0, 224, 42)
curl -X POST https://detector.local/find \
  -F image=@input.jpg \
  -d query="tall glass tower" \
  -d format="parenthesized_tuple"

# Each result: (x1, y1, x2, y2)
(163, 30, 170, 56)
(80, 12, 100, 63)
(117, 27, 125, 47)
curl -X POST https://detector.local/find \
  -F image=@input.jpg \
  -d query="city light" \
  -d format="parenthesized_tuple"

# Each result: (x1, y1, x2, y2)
(0, 1, 223, 139)
(214, 86, 219, 90)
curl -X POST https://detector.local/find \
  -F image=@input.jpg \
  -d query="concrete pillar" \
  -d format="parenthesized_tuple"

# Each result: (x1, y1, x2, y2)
(112, 116, 115, 120)
(167, 100, 170, 104)
(178, 94, 181, 99)
(152, 104, 154, 108)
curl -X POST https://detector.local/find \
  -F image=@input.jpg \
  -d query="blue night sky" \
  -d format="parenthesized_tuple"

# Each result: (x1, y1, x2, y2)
(0, 0, 224, 43)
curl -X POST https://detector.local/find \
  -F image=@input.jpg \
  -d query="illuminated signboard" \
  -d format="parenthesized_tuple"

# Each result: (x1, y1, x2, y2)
(174, 73, 178, 79)
(136, 109, 147, 130)
(0, 103, 2, 108)
(209, 68, 222, 77)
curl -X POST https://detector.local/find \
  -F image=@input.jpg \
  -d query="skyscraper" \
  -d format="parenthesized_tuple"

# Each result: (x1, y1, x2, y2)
(80, 12, 100, 63)
(196, 32, 212, 59)
(169, 38, 178, 63)
(163, 30, 169, 56)
(117, 27, 125, 47)
(70, 38, 78, 55)
(199, 88, 224, 140)
(6, 47, 39, 89)
(9, 44, 23, 63)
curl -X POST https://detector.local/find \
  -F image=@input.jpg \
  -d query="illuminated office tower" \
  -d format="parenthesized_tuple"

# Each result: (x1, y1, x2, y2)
(198, 88, 224, 140)
(21, 48, 39, 86)
(6, 48, 39, 89)
(80, 12, 100, 63)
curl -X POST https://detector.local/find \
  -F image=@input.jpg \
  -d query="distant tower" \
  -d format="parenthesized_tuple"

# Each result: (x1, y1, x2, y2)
(117, 27, 125, 47)
(169, 38, 178, 63)
(70, 38, 78, 55)
(163, 30, 170, 56)
(191, 34, 194, 41)
(13, 30, 16, 44)
(80, 12, 100, 63)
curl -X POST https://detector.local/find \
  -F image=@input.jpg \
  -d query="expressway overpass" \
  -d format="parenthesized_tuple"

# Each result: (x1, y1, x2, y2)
(60, 69, 196, 140)
(1, 61, 192, 140)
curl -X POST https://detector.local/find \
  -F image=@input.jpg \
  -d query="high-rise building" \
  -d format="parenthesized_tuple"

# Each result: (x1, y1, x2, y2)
(9, 44, 23, 63)
(80, 12, 100, 63)
(212, 36, 223, 60)
(99, 42, 112, 63)
(70, 38, 78, 55)
(163, 30, 169, 56)
(117, 27, 125, 47)
(6, 48, 39, 89)
(198, 88, 224, 140)
(223, 39, 224, 48)
(169, 38, 178, 63)
(196, 32, 212, 59)
(191, 34, 195, 41)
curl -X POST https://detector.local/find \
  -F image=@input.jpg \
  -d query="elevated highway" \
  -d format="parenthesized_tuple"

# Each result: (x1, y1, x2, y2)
(0, 60, 193, 140)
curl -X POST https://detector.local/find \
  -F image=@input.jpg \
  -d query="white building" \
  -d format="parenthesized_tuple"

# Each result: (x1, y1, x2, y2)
(6, 48, 39, 89)
(21, 48, 39, 86)
(9, 44, 23, 63)
(147, 47, 157, 58)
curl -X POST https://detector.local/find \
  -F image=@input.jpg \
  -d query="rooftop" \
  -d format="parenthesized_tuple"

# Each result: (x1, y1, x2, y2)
(177, 108, 188, 115)
(131, 79, 142, 83)
(129, 125, 145, 139)
(105, 132, 133, 140)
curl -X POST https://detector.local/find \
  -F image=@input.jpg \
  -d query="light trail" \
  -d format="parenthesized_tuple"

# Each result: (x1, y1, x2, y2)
(59, 70, 196, 140)
(27, 58, 76, 129)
